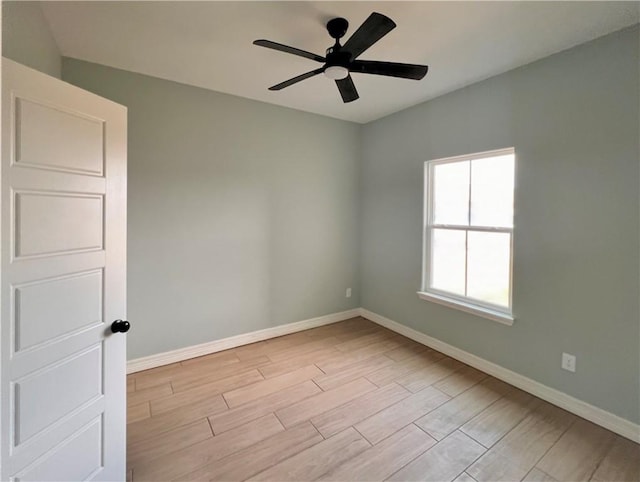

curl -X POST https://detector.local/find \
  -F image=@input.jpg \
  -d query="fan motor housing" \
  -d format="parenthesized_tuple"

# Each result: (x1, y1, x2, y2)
(325, 48, 351, 67)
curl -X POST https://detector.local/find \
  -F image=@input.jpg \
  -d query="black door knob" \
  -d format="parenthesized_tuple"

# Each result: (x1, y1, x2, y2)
(111, 320, 130, 333)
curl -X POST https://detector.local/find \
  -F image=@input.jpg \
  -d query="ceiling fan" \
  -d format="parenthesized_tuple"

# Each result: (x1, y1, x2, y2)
(253, 12, 429, 103)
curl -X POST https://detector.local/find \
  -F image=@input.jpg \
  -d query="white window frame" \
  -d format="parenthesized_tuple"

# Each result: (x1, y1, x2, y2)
(418, 147, 515, 326)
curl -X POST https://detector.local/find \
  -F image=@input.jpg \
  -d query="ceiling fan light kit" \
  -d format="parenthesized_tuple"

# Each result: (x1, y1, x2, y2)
(324, 65, 350, 80)
(253, 12, 429, 103)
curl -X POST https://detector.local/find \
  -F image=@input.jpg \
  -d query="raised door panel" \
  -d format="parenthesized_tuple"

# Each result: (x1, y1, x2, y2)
(14, 192, 104, 258)
(13, 270, 103, 353)
(14, 345, 103, 445)
(15, 98, 104, 175)
(13, 418, 103, 482)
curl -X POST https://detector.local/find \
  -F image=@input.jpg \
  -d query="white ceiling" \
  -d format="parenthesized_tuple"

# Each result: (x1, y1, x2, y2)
(41, 1, 639, 124)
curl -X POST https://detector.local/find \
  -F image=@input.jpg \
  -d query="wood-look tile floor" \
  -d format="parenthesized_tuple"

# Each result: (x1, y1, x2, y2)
(126, 317, 639, 482)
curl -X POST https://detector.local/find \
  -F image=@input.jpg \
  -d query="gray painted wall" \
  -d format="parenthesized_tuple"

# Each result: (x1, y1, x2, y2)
(2, 1, 61, 77)
(62, 58, 361, 360)
(360, 26, 640, 424)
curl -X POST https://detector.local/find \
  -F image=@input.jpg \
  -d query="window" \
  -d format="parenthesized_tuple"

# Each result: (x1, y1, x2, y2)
(419, 148, 515, 324)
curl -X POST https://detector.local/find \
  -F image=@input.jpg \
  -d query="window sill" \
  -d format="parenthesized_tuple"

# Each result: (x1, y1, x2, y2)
(417, 291, 514, 326)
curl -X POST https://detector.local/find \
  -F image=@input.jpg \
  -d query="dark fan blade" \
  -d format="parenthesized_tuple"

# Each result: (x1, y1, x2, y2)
(253, 39, 325, 62)
(351, 60, 428, 80)
(269, 68, 324, 90)
(342, 12, 396, 60)
(335, 75, 359, 103)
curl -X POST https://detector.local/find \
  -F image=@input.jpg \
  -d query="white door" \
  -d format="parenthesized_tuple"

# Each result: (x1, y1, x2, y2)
(0, 59, 127, 481)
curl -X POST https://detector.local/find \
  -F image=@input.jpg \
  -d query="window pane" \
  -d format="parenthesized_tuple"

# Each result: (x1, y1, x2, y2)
(431, 229, 466, 296)
(433, 161, 469, 225)
(467, 231, 511, 307)
(470, 154, 514, 227)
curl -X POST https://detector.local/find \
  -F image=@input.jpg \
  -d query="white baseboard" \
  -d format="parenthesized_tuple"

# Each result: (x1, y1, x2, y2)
(359, 308, 640, 443)
(126, 305, 639, 443)
(127, 308, 360, 374)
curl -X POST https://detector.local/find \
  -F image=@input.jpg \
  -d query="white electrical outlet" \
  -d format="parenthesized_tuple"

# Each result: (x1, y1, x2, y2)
(346, 288, 352, 298)
(562, 353, 576, 372)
